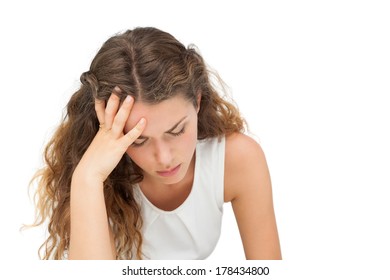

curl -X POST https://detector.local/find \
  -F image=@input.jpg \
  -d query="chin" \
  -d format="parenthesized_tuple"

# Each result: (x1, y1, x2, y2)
(159, 173, 186, 185)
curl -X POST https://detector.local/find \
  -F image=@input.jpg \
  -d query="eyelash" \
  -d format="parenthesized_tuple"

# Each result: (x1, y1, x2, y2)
(170, 127, 185, 136)
(131, 141, 146, 147)
(131, 127, 185, 148)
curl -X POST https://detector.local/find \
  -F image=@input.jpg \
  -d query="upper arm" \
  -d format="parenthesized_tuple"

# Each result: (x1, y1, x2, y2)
(224, 133, 282, 260)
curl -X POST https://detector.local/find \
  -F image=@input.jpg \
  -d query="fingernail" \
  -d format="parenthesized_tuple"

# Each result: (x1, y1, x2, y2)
(139, 118, 146, 125)
(125, 95, 132, 103)
(114, 86, 121, 93)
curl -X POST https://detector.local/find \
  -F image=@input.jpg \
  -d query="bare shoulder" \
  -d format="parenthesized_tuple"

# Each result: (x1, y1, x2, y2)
(224, 132, 270, 202)
(223, 133, 281, 259)
(225, 132, 264, 157)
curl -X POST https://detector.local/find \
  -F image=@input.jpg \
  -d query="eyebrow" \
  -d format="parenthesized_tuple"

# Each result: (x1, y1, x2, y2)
(137, 116, 188, 140)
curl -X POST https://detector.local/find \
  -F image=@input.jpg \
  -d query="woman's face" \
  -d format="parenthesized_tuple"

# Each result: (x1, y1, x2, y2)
(124, 94, 199, 186)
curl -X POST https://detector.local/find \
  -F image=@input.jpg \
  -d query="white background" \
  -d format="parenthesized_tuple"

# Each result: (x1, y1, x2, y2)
(1, 0, 389, 278)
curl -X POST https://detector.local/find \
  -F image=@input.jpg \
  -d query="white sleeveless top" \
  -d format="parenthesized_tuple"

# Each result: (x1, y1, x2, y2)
(134, 137, 225, 259)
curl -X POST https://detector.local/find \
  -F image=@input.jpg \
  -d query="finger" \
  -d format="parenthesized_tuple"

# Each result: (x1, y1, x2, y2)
(104, 87, 121, 129)
(121, 118, 146, 146)
(111, 95, 134, 135)
(94, 98, 105, 125)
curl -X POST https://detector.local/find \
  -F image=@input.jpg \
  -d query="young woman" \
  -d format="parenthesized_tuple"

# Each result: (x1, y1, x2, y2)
(31, 27, 281, 260)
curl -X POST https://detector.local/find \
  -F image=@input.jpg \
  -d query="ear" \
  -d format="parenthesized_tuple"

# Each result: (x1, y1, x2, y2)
(196, 93, 202, 113)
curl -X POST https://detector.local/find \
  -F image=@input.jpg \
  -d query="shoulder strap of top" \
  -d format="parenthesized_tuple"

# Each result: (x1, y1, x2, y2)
(195, 136, 225, 211)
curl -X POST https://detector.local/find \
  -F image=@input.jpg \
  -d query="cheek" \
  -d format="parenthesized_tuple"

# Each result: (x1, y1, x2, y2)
(125, 148, 149, 170)
(180, 130, 198, 155)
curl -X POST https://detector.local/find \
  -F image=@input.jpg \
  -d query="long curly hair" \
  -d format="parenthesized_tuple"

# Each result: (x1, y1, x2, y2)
(30, 27, 246, 259)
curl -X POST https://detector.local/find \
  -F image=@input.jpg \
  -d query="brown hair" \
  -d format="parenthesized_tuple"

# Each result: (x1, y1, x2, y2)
(30, 27, 245, 259)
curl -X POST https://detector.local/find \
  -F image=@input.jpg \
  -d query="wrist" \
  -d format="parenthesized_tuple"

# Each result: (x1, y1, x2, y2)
(72, 166, 105, 190)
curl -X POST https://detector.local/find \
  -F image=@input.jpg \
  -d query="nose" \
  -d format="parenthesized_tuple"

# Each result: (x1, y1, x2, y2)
(153, 141, 173, 168)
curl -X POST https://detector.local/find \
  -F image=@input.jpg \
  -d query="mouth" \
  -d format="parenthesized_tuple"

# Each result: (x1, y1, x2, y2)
(156, 164, 181, 177)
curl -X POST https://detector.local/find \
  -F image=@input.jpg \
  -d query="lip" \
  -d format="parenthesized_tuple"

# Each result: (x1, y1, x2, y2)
(156, 164, 181, 177)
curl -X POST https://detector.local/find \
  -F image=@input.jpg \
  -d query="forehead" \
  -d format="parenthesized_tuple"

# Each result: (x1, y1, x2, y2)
(124, 95, 194, 134)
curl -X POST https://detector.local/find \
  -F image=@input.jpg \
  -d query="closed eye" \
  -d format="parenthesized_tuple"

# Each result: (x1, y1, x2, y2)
(131, 138, 147, 147)
(131, 117, 187, 148)
(170, 126, 185, 136)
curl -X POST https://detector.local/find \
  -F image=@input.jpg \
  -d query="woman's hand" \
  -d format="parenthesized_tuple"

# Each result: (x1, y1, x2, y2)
(74, 87, 146, 183)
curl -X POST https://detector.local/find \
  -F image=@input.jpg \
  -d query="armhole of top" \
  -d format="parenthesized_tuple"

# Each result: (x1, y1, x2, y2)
(215, 136, 226, 211)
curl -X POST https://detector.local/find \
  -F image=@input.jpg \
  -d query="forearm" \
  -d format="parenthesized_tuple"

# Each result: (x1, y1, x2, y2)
(68, 172, 115, 260)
